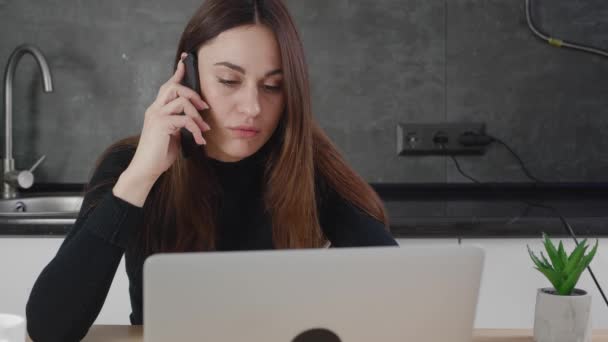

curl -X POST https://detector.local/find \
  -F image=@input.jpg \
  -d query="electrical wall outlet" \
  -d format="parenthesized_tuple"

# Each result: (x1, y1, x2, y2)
(396, 122, 487, 156)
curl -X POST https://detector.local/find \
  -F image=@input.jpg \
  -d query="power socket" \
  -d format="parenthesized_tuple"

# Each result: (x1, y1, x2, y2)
(396, 122, 487, 156)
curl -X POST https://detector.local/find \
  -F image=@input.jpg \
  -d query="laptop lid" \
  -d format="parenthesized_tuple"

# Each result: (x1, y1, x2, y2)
(143, 245, 484, 342)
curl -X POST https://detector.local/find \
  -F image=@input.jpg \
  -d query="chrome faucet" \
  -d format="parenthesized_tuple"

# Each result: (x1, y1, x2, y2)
(2, 44, 52, 199)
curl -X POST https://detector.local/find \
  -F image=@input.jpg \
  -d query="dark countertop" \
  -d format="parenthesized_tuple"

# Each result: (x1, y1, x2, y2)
(1, 182, 607, 238)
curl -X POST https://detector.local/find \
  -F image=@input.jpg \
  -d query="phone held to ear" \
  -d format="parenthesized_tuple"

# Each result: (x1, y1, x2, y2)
(179, 52, 202, 159)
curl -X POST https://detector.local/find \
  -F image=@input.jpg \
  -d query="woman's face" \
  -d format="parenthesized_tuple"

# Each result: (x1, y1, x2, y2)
(195, 24, 285, 162)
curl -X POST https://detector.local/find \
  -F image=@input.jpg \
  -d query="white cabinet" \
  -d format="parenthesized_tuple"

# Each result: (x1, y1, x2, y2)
(0, 237, 131, 324)
(5, 236, 606, 328)
(395, 238, 458, 247)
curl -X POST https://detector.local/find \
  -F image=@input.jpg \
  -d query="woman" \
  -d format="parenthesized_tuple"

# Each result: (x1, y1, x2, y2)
(26, 0, 398, 340)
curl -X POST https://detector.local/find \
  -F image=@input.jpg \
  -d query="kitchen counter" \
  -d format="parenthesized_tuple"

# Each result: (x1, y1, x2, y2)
(2, 182, 606, 238)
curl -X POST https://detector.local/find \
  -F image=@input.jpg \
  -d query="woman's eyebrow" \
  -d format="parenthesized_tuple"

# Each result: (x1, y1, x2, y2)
(214, 61, 282, 77)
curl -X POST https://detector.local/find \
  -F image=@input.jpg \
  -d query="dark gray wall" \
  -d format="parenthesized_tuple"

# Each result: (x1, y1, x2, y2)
(1, 0, 607, 184)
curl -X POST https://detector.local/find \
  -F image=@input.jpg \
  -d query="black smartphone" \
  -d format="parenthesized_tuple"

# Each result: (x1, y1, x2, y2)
(179, 52, 202, 159)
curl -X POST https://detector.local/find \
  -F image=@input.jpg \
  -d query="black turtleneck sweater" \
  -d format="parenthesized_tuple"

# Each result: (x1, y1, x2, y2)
(25, 143, 398, 342)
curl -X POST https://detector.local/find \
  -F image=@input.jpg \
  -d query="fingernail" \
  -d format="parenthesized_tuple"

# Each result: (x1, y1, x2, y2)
(180, 52, 187, 60)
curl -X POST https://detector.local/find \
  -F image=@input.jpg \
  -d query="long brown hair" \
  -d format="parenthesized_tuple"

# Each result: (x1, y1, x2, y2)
(85, 0, 389, 256)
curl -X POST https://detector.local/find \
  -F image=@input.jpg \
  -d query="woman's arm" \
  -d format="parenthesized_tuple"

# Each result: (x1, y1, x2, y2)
(25, 147, 144, 342)
(318, 184, 399, 247)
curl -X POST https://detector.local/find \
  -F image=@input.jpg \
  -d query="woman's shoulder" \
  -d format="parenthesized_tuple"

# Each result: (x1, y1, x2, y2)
(314, 172, 384, 224)
(87, 137, 138, 187)
(314, 173, 347, 216)
(96, 144, 136, 173)
(314, 173, 334, 205)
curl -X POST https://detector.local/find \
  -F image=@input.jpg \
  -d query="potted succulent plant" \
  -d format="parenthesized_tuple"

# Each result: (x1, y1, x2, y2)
(528, 233, 598, 342)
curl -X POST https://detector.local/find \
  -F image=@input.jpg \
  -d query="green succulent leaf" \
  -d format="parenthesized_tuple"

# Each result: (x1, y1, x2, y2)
(557, 241, 568, 267)
(535, 266, 562, 291)
(568, 238, 588, 261)
(582, 239, 599, 268)
(557, 239, 598, 295)
(528, 245, 550, 269)
(563, 240, 588, 275)
(558, 260, 587, 295)
(540, 251, 552, 269)
(543, 233, 563, 271)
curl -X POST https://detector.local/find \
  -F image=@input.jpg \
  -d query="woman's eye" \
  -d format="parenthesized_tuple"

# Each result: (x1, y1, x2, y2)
(218, 79, 282, 93)
(263, 85, 282, 93)
(218, 79, 239, 87)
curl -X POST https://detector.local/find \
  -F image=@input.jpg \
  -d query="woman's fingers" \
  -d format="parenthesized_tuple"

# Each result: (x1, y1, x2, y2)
(154, 52, 209, 110)
(190, 112, 211, 132)
(155, 83, 209, 110)
(157, 97, 211, 132)
(168, 54, 186, 84)
(164, 115, 206, 145)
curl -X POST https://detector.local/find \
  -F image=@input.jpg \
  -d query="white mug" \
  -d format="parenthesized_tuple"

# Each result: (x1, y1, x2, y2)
(0, 313, 26, 342)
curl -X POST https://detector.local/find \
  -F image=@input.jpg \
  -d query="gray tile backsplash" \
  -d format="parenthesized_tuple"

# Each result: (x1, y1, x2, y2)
(1, 0, 606, 184)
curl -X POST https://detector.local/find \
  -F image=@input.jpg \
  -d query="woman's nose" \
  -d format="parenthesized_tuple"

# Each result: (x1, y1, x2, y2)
(237, 86, 261, 117)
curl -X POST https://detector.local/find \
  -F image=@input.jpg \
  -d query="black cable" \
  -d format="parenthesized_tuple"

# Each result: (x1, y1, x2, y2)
(458, 132, 542, 183)
(488, 136, 544, 184)
(451, 155, 533, 226)
(450, 147, 608, 309)
(450, 155, 480, 184)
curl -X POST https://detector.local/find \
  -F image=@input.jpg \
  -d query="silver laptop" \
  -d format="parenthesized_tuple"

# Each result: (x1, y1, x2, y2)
(143, 245, 484, 342)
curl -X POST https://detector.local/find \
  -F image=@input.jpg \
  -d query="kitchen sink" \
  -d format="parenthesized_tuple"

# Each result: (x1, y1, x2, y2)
(0, 194, 84, 225)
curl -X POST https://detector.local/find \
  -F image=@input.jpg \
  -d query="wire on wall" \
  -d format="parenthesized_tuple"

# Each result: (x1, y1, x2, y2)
(525, 0, 608, 58)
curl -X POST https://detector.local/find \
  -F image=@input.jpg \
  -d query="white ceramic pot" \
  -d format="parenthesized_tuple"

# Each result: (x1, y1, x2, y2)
(533, 287, 592, 342)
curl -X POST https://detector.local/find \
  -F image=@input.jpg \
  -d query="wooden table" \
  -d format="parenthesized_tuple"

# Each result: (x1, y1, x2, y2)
(27, 325, 608, 341)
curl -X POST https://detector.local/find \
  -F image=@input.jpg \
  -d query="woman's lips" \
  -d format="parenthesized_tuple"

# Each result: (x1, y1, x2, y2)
(229, 128, 260, 138)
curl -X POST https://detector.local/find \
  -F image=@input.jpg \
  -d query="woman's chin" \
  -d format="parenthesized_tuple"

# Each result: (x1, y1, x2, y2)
(214, 143, 260, 162)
